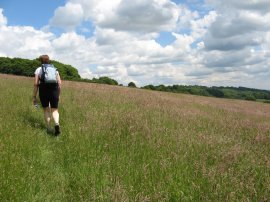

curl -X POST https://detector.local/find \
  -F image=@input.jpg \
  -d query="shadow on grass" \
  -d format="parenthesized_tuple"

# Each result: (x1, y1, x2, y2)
(18, 107, 61, 137)
(22, 113, 59, 137)
(23, 114, 58, 137)
(23, 114, 45, 130)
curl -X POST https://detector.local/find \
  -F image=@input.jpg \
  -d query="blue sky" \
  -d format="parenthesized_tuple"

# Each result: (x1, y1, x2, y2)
(0, 0, 66, 28)
(0, 0, 269, 89)
(156, 32, 176, 47)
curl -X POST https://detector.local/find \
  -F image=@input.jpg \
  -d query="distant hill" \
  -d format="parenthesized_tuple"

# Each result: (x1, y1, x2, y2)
(0, 57, 81, 80)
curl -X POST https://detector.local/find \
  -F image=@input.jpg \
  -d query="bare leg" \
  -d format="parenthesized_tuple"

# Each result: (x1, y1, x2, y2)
(51, 108, 60, 135)
(43, 107, 51, 129)
(51, 108, 59, 125)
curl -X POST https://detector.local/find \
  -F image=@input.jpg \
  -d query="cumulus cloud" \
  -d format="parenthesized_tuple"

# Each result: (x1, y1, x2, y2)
(190, 10, 217, 39)
(0, 25, 54, 58)
(70, 0, 121, 21)
(201, 0, 270, 83)
(51, 0, 180, 33)
(99, 0, 179, 32)
(204, 0, 270, 50)
(0, 8, 7, 26)
(176, 4, 199, 31)
(206, 0, 270, 14)
(49, 2, 84, 31)
(204, 32, 264, 51)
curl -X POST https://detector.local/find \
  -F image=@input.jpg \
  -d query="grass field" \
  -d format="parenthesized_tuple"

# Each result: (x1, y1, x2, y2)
(0, 74, 270, 201)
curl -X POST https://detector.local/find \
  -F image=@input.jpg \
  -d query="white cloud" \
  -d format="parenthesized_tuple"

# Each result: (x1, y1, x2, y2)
(99, 0, 179, 32)
(176, 4, 199, 31)
(70, 0, 121, 21)
(53, 0, 181, 33)
(49, 3, 84, 31)
(0, 8, 7, 26)
(51, 32, 99, 70)
(0, 25, 54, 59)
(200, 0, 270, 87)
(206, 0, 270, 14)
(190, 11, 217, 39)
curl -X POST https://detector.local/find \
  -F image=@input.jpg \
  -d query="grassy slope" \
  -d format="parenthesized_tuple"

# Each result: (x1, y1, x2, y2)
(0, 74, 269, 201)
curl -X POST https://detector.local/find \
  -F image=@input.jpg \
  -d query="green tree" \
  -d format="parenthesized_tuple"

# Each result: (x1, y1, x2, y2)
(244, 93, 256, 101)
(128, 82, 137, 88)
(206, 88, 224, 98)
(92, 77, 118, 85)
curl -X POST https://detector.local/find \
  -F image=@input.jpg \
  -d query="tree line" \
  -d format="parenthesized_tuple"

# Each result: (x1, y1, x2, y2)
(142, 84, 270, 102)
(0, 57, 120, 85)
(1, 57, 269, 102)
(0, 57, 81, 80)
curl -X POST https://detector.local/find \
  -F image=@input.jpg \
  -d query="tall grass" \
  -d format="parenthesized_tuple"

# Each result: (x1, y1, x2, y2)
(0, 74, 269, 201)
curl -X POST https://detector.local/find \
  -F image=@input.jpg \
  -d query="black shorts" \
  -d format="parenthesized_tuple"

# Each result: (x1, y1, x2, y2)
(39, 83, 59, 108)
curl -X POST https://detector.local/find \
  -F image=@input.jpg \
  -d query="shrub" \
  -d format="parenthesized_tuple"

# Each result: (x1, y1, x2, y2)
(128, 82, 137, 88)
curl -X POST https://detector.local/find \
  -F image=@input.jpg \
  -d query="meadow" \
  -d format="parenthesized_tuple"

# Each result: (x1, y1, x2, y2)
(0, 74, 269, 201)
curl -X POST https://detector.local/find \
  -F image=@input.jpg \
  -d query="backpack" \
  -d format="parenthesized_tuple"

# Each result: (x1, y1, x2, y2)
(41, 64, 58, 84)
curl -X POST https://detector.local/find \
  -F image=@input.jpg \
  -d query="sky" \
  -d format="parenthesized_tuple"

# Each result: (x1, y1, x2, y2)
(0, 0, 269, 89)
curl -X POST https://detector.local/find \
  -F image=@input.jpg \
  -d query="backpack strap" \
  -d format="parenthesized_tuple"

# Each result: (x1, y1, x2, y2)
(40, 64, 46, 83)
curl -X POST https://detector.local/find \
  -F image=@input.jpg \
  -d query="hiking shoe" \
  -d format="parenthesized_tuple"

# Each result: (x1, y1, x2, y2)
(46, 127, 53, 134)
(55, 125, 61, 136)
